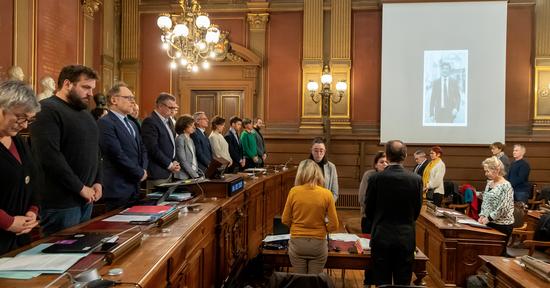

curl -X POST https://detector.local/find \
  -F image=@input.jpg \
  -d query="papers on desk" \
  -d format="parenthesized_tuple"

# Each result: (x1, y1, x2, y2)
(0, 243, 88, 279)
(457, 218, 488, 228)
(329, 233, 360, 242)
(263, 234, 290, 242)
(102, 214, 153, 223)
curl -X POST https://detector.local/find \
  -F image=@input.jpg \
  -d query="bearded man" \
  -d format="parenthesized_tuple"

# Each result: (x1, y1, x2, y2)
(30, 65, 103, 236)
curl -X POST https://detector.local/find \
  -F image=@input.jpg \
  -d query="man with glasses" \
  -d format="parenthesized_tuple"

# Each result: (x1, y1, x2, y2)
(30, 65, 103, 236)
(190, 111, 213, 173)
(98, 82, 148, 211)
(142, 93, 181, 188)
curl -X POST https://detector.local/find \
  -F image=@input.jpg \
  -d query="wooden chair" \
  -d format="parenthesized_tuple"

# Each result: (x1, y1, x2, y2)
(522, 239, 550, 256)
(449, 203, 470, 216)
(508, 202, 531, 247)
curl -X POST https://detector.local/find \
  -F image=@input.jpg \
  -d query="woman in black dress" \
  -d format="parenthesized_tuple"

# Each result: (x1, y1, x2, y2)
(0, 80, 41, 255)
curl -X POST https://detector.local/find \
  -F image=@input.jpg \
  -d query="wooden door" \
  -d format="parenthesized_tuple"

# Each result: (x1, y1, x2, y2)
(191, 90, 243, 121)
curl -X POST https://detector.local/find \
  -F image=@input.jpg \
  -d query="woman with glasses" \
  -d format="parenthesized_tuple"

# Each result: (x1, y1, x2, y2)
(0, 80, 41, 254)
(423, 146, 446, 206)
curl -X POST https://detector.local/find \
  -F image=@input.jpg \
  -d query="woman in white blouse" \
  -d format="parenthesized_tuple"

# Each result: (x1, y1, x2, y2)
(174, 115, 200, 180)
(208, 115, 232, 166)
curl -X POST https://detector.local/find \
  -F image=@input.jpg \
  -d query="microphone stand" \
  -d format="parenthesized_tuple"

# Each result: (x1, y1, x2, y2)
(282, 157, 293, 171)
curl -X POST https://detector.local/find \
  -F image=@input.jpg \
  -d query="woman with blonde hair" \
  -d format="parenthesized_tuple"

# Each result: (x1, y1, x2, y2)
(282, 159, 339, 274)
(478, 156, 514, 246)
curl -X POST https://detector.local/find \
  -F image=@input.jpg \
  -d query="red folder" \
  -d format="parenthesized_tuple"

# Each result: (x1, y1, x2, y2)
(123, 205, 173, 215)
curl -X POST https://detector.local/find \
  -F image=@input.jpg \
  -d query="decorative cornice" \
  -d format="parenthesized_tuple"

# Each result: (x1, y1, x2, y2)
(82, 0, 102, 17)
(247, 13, 269, 30)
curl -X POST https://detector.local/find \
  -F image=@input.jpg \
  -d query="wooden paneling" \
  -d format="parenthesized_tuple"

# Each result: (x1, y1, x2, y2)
(506, 5, 535, 129)
(210, 12, 247, 48)
(36, 0, 80, 84)
(351, 10, 381, 125)
(0, 0, 13, 81)
(266, 12, 303, 125)
(139, 13, 171, 116)
(220, 91, 242, 120)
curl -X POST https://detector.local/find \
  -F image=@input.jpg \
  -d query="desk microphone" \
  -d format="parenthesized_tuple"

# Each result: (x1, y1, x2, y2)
(282, 157, 293, 171)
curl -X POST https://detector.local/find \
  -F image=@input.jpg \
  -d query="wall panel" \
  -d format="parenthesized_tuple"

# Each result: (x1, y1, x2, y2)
(36, 0, 80, 85)
(265, 12, 302, 125)
(140, 13, 171, 116)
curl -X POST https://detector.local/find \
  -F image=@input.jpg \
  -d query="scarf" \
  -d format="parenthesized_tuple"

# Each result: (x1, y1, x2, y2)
(422, 157, 441, 188)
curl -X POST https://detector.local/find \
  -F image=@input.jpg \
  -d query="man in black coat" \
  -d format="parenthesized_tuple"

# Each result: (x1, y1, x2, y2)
(365, 140, 423, 285)
(98, 83, 148, 211)
(224, 116, 244, 173)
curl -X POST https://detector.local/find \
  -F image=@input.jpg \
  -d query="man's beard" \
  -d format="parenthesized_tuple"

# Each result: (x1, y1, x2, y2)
(67, 88, 88, 110)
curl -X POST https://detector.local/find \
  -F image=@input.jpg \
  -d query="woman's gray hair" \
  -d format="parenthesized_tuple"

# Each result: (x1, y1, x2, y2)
(0, 80, 40, 113)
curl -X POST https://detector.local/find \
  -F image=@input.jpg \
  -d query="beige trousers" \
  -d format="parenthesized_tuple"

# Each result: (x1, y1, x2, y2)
(288, 237, 328, 274)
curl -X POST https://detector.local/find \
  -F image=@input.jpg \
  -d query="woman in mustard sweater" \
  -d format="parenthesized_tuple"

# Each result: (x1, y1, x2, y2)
(282, 159, 339, 274)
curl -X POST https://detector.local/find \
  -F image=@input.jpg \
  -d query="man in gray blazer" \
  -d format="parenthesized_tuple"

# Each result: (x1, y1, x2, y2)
(300, 137, 339, 201)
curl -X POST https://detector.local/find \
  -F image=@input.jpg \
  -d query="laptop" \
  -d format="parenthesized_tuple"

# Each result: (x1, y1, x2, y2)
(42, 232, 112, 254)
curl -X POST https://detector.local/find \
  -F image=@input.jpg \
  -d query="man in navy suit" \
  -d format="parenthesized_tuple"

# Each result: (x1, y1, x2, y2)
(141, 93, 181, 188)
(225, 116, 245, 173)
(98, 83, 148, 211)
(190, 111, 212, 173)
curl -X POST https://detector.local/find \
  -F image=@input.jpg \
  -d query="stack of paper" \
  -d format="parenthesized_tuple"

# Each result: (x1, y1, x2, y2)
(103, 205, 177, 223)
(0, 243, 89, 279)
(329, 233, 360, 242)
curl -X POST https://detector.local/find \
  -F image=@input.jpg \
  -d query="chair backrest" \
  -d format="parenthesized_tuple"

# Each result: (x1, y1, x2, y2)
(444, 180, 457, 197)
(268, 272, 335, 288)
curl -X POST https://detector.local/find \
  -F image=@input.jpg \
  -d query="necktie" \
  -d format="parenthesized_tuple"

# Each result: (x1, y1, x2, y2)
(167, 118, 175, 135)
(124, 117, 136, 138)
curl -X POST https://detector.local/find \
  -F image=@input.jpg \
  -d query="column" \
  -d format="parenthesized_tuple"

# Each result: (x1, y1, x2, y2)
(300, 0, 324, 129)
(247, 1, 269, 118)
(533, 0, 550, 130)
(329, 0, 351, 129)
(119, 0, 140, 98)
(13, 0, 36, 86)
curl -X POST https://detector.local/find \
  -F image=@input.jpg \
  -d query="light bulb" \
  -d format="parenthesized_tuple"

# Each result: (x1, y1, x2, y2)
(173, 23, 189, 37)
(321, 73, 332, 85)
(161, 42, 170, 50)
(157, 15, 172, 30)
(336, 81, 347, 92)
(307, 81, 319, 92)
(209, 51, 216, 58)
(195, 15, 210, 29)
(170, 61, 177, 69)
(175, 51, 182, 58)
(205, 27, 220, 43)
(196, 41, 207, 52)
(202, 61, 210, 69)
(180, 58, 188, 66)
(192, 64, 199, 72)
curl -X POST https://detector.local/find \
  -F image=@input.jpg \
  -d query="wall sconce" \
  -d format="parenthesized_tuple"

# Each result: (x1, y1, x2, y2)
(306, 65, 348, 146)
(307, 65, 347, 104)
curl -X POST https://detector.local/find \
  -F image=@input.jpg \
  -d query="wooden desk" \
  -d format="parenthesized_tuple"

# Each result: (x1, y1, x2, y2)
(416, 206, 507, 287)
(479, 255, 548, 288)
(526, 210, 543, 230)
(0, 169, 297, 288)
(261, 244, 429, 285)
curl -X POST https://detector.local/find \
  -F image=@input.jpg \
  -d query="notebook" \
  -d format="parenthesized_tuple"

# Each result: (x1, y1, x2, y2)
(41, 233, 112, 254)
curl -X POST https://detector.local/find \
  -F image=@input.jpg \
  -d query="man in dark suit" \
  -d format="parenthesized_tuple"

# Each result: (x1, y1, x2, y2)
(413, 150, 430, 177)
(429, 62, 461, 123)
(225, 116, 245, 173)
(190, 111, 212, 172)
(365, 140, 423, 286)
(141, 93, 181, 188)
(98, 83, 148, 211)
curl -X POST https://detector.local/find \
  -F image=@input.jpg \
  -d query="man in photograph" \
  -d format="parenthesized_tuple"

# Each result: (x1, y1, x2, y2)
(429, 62, 461, 123)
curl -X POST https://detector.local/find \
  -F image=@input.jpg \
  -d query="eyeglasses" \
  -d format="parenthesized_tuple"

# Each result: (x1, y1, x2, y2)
(116, 95, 135, 102)
(15, 114, 35, 125)
(162, 103, 179, 110)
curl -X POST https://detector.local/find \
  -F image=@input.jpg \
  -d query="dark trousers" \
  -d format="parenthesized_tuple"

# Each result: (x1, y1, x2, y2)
(487, 222, 513, 255)
(40, 204, 93, 236)
(370, 239, 414, 285)
(0, 231, 31, 255)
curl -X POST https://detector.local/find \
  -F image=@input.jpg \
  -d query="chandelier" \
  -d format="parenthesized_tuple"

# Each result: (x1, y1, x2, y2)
(157, 0, 228, 72)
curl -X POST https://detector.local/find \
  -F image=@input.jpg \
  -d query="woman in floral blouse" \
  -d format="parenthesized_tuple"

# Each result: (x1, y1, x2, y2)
(478, 156, 514, 245)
